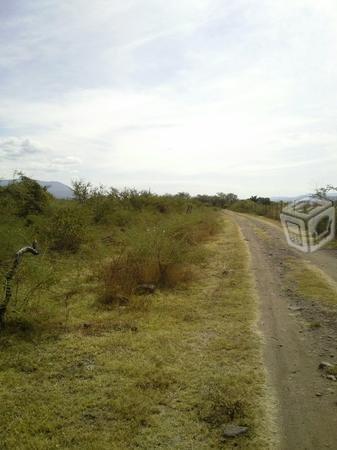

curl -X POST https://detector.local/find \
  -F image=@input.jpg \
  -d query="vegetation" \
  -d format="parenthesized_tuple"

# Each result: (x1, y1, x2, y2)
(0, 177, 218, 325)
(0, 173, 51, 218)
(196, 192, 238, 209)
(285, 258, 337, 306)
(0, 176, 272, 448)
(196, 192, 283, 221)
(222, 187, 337, 247)
(228, 198, 283, 221)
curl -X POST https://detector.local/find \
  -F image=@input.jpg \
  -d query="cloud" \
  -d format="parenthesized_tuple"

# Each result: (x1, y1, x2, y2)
(0, 137, 42, 160)
(0, 135, 81, 179)
(0, 0, 337, 195)
(50, 156, 82, 168)
(52, 156, 81, 165)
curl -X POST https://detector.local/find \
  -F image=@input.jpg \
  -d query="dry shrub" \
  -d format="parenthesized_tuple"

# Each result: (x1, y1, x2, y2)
(98, 250, 192, 305)
(163, 263, 194, 287)
(98, 209, 219, 305)
(168, 210, 220, 245)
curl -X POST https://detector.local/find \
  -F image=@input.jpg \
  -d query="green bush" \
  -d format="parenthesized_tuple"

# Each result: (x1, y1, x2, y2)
(0, 175, 50, 217)
(45, 206, 88, 253)
(89, 197, 115, 224)
(0, 219, 34, 279)
(229, 199, 283, 220)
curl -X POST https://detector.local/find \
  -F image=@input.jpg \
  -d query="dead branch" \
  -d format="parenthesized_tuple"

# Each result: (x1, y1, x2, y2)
(0, 240, 39, 328)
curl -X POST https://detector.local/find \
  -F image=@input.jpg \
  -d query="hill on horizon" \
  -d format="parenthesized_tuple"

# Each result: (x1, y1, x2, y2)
(0, 179, 74, 199)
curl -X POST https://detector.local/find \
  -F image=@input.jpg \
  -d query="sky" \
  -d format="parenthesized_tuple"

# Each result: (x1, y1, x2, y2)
(0, 0, 337, 197)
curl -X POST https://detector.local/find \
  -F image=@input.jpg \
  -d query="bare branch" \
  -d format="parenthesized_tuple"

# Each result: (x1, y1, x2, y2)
(0, 241, 39, 328)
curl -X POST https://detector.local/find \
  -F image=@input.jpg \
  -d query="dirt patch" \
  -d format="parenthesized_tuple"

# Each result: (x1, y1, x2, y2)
(228, 211, 337, 450)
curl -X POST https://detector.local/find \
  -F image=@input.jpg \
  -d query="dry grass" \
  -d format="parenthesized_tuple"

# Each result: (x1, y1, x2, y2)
(285, 258, 337, 306)
(253, 225, 271, 241)
(97, 211, 219, 304)
(0, 215, 273, 449)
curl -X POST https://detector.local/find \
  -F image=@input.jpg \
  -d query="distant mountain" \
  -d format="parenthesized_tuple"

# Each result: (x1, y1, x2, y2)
(0, 179, 74, 199)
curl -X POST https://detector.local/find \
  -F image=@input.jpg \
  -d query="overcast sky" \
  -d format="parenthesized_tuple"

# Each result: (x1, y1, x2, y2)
(0, 0, 336, 197)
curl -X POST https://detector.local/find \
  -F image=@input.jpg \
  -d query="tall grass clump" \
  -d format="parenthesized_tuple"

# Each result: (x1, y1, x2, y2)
(98, 209, 220, 305)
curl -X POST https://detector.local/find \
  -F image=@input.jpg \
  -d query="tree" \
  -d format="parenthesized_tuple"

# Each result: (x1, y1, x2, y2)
(1, 174, 50, 217)
(71, 179, 92, 203)
(215, 193, 238, 208)
(249, 195, 271, 205)
(315, 185, 337, 199)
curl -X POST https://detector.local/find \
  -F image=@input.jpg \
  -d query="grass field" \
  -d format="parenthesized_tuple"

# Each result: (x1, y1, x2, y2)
(285, 258, 337, 306)
(0, 215, 272, 449)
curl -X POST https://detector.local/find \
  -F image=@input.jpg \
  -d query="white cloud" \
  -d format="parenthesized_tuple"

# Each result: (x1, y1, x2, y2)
(0, 0, 337, 195)
(0, 137, 43, 159)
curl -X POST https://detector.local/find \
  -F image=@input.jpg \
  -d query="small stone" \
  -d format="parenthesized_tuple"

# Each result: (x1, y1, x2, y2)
(319, 361, 334, 370)
(326, 375, 337, 381)
(316, 392, 323, 397)
(288, 306, 303, 312)
(222, 425, 249, 438)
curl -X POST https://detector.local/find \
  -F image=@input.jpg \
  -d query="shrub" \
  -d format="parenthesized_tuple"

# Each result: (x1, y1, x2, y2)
(110, 209, 135, 228)
(98, 210, 219, 305)
(0, 219, 34, 279)
(45, 206, 88, 253)
(7, 254, 57, 318)
(230, 199, 257, 213)
(166, 209, 220, 245)
(127, 225, 193, 284)
(98, 230, 193, 305)
(0, 175, 50, 217)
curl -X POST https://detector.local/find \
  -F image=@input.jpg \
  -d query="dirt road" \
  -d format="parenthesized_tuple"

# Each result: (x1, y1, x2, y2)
(228, 212, 337, 450)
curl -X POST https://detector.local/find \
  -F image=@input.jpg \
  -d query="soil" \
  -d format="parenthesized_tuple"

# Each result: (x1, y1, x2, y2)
(228, 211, 337, 450)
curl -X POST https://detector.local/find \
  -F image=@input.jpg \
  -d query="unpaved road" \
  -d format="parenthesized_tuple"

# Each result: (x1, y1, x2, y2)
(228, 212, 337, 450)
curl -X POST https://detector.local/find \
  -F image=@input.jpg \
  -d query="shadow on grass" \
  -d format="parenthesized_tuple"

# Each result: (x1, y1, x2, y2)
(0, 318, 62, 343)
